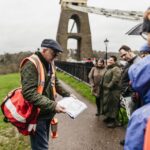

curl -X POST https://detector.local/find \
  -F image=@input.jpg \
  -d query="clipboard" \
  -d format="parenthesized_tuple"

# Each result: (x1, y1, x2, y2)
(58, 97, 87, 119)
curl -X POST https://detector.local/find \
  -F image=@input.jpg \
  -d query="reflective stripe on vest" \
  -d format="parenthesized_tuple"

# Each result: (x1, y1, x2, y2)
(144, 118, 150, 150)
(51, 61, 56, 97)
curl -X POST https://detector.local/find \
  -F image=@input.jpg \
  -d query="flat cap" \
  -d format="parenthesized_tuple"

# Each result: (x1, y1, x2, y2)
(41, 39, 63, 52)
(140, 43, 150, 53)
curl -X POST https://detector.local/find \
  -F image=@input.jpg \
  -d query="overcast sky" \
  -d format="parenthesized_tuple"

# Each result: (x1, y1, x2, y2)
(0, 0, 149, 54)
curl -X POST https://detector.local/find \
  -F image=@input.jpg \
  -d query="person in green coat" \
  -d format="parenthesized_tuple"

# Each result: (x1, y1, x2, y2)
(21, 39, 70, 150)
(101, 56, 121, 128)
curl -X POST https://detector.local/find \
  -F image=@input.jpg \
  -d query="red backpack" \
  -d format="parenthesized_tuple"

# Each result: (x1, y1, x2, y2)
(1, 54, 45, 135)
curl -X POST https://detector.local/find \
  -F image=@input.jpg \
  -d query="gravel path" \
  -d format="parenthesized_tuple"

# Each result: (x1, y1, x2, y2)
(49, 81, 125, 150)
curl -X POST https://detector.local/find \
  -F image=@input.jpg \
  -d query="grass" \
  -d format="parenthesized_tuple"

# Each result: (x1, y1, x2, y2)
(0, 73, 20, 125)
(0, 73, 20, 98)
(56, 71, 95, 103)
(0, 73, 30, 150)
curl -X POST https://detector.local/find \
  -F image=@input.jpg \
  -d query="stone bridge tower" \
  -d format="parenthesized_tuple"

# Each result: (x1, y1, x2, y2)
(57, 0, 93, 61)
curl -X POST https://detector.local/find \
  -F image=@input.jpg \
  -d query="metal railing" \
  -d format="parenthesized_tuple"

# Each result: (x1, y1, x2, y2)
(55, 61, 93, 83)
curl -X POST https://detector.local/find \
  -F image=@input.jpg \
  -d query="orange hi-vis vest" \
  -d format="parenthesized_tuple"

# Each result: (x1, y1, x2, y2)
(144, 118, 150, 150)
(20, 54, 45, 94)
(1, 54, 56, 135)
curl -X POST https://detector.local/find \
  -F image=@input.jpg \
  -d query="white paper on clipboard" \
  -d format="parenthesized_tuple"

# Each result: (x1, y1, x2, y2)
(58, 97, 87, 119)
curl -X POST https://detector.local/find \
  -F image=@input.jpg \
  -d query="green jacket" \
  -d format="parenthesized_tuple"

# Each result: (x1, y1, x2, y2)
(102, 64, 121, 90)
(101, 64, 121, 117)
(20, 52, 70, 118)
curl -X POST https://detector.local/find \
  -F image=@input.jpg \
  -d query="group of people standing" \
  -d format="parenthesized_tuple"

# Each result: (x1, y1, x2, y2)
(89, 6, 150, 150)
(88, 55, 122, 128)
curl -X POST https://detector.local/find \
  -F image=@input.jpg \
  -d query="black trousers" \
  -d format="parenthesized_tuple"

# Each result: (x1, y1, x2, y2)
(96, 96, 100, 114)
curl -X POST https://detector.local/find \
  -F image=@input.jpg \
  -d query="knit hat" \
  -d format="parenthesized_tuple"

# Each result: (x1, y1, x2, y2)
(41, 39, 63, 53)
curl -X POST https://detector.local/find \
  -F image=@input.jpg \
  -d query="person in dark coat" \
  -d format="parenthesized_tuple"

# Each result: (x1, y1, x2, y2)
(119, 45, 141, 97)
(118, 45, 141, 145)
(101, 56, 121, 128)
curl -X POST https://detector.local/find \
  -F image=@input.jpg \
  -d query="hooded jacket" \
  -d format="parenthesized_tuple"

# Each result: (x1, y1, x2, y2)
(128, 55, 150, 104)
(125, 55, 150, 150)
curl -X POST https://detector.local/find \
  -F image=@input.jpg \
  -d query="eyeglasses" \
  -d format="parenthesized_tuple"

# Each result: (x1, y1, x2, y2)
(49, 49, 59, 57)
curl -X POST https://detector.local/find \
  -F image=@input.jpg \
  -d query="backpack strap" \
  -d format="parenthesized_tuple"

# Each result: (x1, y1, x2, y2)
(20, 54, 45, 94)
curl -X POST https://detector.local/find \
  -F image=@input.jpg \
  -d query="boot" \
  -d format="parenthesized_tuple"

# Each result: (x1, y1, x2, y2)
(95, 109, 100, 116)
(95, 97, 100, 117)
(106, 118, 116, 128)
(103, 117, 111, 123)
(95, 113, 100, 116)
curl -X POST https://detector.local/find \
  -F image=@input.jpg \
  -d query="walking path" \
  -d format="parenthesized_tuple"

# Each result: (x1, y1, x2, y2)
(49, 80, 125, 150)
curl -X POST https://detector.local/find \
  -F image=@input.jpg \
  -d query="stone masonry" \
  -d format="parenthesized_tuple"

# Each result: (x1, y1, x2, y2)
(57, 0, 93, 61)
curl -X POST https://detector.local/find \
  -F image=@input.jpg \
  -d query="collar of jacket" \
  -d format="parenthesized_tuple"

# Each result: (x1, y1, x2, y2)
(128, 55, 138, 64)
(35, 51, 49, 72)
(107, 63, 117, 69)
(96, 66, 105, 69)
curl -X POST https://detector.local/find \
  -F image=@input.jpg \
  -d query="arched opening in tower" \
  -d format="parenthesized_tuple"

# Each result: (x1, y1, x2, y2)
(68, 14, 80, 33)
(67, 38, 80, 61)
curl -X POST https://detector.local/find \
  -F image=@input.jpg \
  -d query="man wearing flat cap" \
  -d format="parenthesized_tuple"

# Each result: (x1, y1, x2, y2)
(21, 39, 70, 150)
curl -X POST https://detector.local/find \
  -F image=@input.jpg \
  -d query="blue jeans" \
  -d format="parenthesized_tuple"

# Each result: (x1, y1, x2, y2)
(30, 118, 51, 150)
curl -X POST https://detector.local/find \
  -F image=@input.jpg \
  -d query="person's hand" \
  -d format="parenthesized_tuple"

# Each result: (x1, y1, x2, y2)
(70, 93, 77, 100)
(55, 103, 66, 113)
